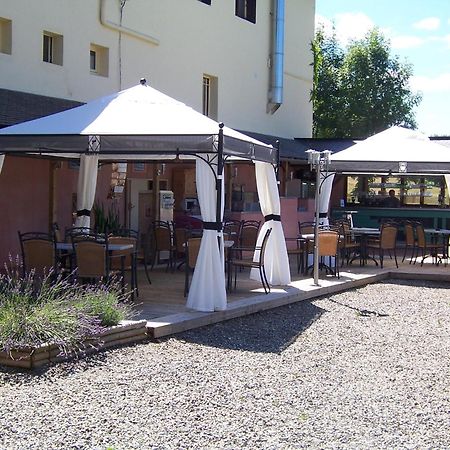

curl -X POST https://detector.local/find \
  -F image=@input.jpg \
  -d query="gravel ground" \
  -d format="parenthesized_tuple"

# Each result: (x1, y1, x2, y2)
(1, 279, 450, 450)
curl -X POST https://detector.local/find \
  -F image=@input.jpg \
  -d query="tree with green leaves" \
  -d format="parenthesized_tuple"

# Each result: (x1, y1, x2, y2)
(311, 27, 422, 138)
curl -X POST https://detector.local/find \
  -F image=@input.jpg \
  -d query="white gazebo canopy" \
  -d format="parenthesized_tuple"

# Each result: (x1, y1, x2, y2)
(330, 126, 450, 175)
(0, 80, 290, 312)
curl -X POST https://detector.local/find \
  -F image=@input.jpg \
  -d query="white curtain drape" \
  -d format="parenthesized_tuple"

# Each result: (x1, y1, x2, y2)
(187, 154, 227, 312)
(250, 161, 290, 286)
(318, 172, 335, 227)
(0, 154, 4, 174)
(74, 153, 99, 228)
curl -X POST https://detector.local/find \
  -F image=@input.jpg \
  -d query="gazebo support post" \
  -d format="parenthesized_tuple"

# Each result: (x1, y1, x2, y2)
(216, 124, 224, 248)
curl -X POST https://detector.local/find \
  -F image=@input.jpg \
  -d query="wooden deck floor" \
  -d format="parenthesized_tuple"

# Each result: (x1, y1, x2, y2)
(130, 254, 450, 338)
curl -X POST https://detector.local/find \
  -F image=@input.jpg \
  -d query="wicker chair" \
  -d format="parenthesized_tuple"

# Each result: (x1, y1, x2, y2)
(73, 234, 125, 290)
(339, 221, 361, 266)
(413, 223, 443, 266)
(401, 221, 417, 263)
(18, 231, 57, 277)
(318, 230, 340, 278)
(366, 224, 398, 268)
(109, 235, 139, 298)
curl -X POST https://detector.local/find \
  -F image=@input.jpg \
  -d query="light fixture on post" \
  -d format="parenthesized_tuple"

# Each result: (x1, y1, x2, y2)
(305, 149, 331, 286)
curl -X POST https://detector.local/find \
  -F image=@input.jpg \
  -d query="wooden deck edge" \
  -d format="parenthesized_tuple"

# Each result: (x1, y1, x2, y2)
(147, 268, 450, 338)
(0, 320, 148, 370)
(147, 272, 391, 338)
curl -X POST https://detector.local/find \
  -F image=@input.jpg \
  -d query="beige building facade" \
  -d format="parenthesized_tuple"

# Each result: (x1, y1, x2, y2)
(0, 0, 314, 137)
(0, 0, 315, 264)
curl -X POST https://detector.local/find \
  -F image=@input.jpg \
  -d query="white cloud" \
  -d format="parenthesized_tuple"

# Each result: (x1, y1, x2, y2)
(413, 17, 441, 31)
(334, 12, 375, 45)
(391, 35, 425, 49)
(315, 12, 375, 47)
(433, 34, 450, 47)
(315, 14, 334, 35)
(410, 73, 450, 93)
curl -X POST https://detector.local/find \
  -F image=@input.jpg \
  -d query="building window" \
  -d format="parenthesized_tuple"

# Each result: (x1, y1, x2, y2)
(90, 43, 109, 77)
(235, 0, 256, 23)
(198, 0, 211, 4)
(202, 74, 218, 120)
(43, 31, 63, 65)
(133, 162, 145, 172)
(0, 17, 12, 55)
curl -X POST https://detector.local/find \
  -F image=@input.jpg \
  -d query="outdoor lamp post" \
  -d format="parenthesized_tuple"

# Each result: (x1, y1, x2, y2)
(305, 149, 331, 286)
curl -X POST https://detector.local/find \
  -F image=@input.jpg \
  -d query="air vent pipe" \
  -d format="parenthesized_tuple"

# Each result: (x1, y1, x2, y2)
(267, 0, 285, 114)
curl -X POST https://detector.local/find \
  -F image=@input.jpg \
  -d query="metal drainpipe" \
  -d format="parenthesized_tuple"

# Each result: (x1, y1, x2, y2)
(268, 0, 285, 114)
(99, 0, 159, 46)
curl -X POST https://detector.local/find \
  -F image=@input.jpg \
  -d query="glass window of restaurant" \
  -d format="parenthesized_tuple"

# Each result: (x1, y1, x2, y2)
(346, 175, 447, 207)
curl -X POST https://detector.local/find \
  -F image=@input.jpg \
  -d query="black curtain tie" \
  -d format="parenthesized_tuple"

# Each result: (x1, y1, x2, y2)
(264, 214, 281, 222)
(76, 209, 91, 217)
(202, 221, 223, 231)
(319, 213, 328, 218)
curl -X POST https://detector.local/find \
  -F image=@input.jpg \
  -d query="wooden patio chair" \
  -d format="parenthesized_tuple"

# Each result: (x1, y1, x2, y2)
(227, 227, 272, 294)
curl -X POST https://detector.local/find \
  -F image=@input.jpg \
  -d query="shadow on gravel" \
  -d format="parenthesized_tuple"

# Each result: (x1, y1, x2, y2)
(328, 298, 389, 317)
(177, 300, 325, 354)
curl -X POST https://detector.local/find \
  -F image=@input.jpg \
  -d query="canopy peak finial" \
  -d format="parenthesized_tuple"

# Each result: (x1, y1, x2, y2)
(140, 78, 147, 86)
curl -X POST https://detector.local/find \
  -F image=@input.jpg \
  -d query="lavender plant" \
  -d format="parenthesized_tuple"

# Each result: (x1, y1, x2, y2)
(0, 265, 133, 357)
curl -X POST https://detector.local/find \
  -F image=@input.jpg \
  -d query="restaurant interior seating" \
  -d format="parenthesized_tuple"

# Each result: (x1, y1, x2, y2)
(228, 227, 272, 294)
(337, 220, 361, 266)
(366, 223, 398, 268)
(318, 230, 340, 278)
(285, 237, 305, 274)
(401, 221, 417, 263)
(150, 220, 176, 271)
(223, 219, 242, 240)
(173, 225, 191, 270)
(413, 223, 443, 266)
(72, 232, 125, 290)
(109, 234, 139, 298)
(184, 237, 202, 296)
(239, 220, 261, 247)
(18, 231, 57, 277)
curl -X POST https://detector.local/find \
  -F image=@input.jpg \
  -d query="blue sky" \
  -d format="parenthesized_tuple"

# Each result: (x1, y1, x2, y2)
(316, 0, 450, 136)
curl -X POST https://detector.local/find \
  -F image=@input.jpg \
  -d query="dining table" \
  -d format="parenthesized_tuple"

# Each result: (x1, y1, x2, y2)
(349, 227, 381, 266)
(424, 228, 450, 262)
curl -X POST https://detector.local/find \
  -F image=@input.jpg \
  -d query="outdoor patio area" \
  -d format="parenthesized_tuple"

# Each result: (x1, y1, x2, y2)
(132, 253, 450, 338)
